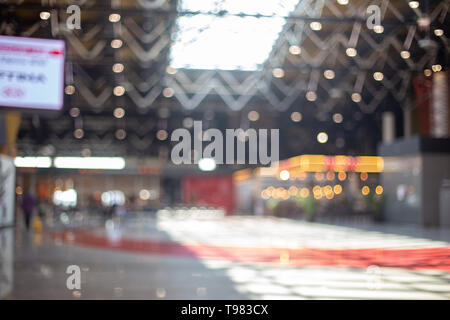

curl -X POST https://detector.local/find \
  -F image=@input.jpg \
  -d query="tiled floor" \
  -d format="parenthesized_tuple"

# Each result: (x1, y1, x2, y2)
(2, 214, 450, 299)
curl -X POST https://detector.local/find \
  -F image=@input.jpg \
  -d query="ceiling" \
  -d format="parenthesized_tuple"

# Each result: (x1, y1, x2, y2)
(1, 0, 449, 160)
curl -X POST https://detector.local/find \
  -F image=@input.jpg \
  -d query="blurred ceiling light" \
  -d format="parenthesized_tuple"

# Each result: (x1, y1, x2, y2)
(373, 25, 384, 33)
(113, 107, 125, 119)
(158, 107, 170, 119)
(272, 68, 285, 78)
(424, 69, 432, 77)
(310, 21, 322, 31)
(162, 87, 175, 98)
(333, 113, 343, 123)
(360, 172, 368, 181)
(324, 69, 335, 79)
(279, 170, 290, 181)
(166, 66, 178, 74)
(115, 129, 127, 140)
(333, 184, 343, 194)
(317, 132, 328, 143)
(54, 157, 126, 170)
(81, 148, 91, 157)
(40, 11, 51, 20)
(156, 129, 168, 141)
(290, 111, 302, 122)
(434, 29, 444, 37)
(198, 158, 216, 171)
(351, 92, 362, 102)
(400, 50, 410, 59)
(306, 91, 317, 101)
(289, 45, 301, 55)
(139, 189, 151, 200)
(14, 157, 51, 168)
(346, 47, 357, 57)
(113, 85, 125, 96)
(112, 63, 124, 73)
(361, 186, 370, 196)
(111, 39, 123, 49)
(375, 185, 384, 195)
(300, 188, 310, 198)
(109, 13, 121, 23)
(69, 107, 80, 118)
(53, 189, 77, 207)
(337, 0, 348, 5)
(170, 0, 300, 71)
(408, 1, 419, 9)
(432, 64, 442, 72)
(183, 117, 194, 128)
(74, 129, 84, 139)
(248, 111, 260, 121)
(65, 85, 75, 95)
(417, 17, 430, 28)
(373, 72, 384, 81)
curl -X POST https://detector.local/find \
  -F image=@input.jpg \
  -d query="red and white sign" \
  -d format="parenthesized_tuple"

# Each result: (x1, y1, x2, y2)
(0, 36, 65, 111)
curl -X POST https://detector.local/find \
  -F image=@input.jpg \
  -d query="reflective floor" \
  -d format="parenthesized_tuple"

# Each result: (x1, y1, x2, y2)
(2, 214, 450, 299)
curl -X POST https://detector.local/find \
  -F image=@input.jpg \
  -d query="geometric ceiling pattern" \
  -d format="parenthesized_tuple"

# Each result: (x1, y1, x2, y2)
(2, 0, 449, 158)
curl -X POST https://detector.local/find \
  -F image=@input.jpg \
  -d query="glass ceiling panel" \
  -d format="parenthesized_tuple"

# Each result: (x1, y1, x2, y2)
(170, 0, 300, 71)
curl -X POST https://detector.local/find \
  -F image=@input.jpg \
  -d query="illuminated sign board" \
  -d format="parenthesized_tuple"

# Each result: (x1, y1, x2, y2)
(0, 35, 65, 111)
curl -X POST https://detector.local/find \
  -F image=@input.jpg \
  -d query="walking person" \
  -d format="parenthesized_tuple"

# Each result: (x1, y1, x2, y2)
(21, 190, 37, 231)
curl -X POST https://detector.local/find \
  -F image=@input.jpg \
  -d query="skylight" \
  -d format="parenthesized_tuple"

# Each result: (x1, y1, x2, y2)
(170, 0, 300, 71)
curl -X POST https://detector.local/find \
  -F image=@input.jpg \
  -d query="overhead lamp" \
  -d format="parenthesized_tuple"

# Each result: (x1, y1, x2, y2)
(306, 91, 317, 101)
(74, 129, 84, 139)
(432, 64, 442, 72)
(65, 85, 75, 95)
(373, 72, 384, 81)
(317, 132, 328, 143)
(14, 157, 52, 168)
(310, 21, 322, 31)
(115, 129, 127, 140)
(408, 1, 419, 9)
(113, 85, 125, 96)
(198, 158, 216, 171)
(162, 87, 174, 98)
(290, 112, 302, 122)
(248, 111, 260, 122)
(400, 50, 410, 59)
(113, 107, 125, 118)
(333, 113, 343, 124)
(109, 13, 121, 23)
(351, 93, 362, 102)
(54, 157, 126, 170)
(346, 47, 357, 57)
(373, 25, 384, 34)
(69, 107, 80, 118)
(324, 69, 335, 79)
(289, 45, 301, 55)
(40, 11, 51, 20)
(111, 39, 123, 49)
(112, 63, 124, 73)
(272, 68, 285, 78)
(434, 29, 444, 37)
(156, 130, 168, 141)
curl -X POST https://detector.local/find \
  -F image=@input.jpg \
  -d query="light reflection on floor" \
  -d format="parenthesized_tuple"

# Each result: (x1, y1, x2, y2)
(3, 215, 450, 299)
